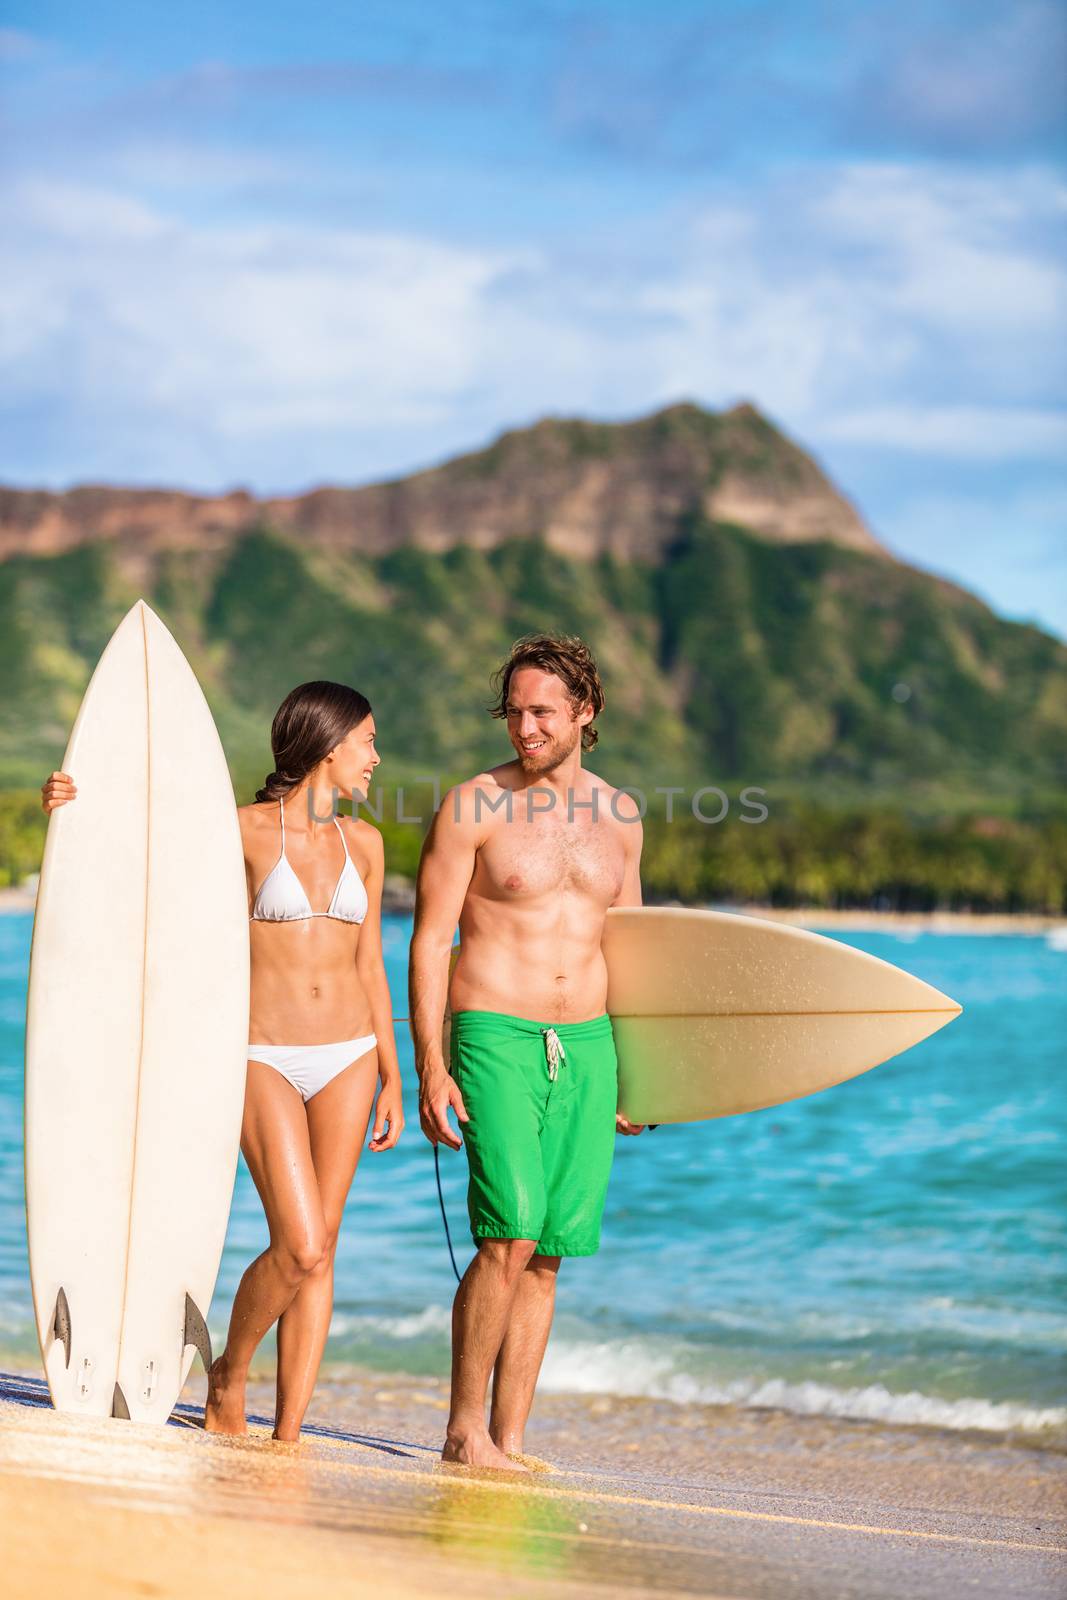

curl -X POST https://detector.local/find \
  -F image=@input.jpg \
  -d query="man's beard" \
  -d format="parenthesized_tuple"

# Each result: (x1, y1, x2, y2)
(516, 727, 580, 774)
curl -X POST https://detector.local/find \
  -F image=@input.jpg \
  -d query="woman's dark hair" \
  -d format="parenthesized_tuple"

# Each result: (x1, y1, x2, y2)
(488, 633, 605, 752)
(255, 681, 373, 803)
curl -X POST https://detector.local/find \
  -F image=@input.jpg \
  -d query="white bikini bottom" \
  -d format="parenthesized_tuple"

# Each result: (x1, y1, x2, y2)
(247, 1033, 378, 1103)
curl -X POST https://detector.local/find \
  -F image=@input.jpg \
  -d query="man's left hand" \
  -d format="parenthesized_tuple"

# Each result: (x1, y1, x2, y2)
(616, 1113, 646, 1136)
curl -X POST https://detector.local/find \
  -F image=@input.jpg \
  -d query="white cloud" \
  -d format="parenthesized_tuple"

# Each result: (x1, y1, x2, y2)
(2, 175, 538, 448)
(814, 164, 1065, 328)
(105, 141, 308, 193)
(11, 176, 167, 242)
(820, 406, 1067, 459)
(1, 155, 1064, 496)
(642, 163, 1067, 422)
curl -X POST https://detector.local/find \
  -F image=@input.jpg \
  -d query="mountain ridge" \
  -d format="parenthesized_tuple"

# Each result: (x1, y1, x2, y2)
(0, 400, 882, 564)
(0, 400, 1062, 808)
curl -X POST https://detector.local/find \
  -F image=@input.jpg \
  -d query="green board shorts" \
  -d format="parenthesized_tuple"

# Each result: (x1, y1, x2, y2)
(450, 1009, 618, 1258)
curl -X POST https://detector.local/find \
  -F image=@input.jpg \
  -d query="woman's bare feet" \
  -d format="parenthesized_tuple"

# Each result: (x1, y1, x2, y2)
(442, 1428, 529, 1471)
(203, 1353, 248, 1435)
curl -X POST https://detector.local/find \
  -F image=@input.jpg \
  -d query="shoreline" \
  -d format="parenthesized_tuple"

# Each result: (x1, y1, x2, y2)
(0, 886, 35, 914)
(249, 1362, 1067, 1458)
(1, 879, 1063, 934)
(717, 903, 1067, 935)
(3, 1348, 1063, 1456)
(3, 1367, 1064, 1599)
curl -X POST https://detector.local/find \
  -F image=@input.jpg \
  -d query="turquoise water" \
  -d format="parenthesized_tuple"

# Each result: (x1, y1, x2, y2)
(1, 914, 1064, 1442)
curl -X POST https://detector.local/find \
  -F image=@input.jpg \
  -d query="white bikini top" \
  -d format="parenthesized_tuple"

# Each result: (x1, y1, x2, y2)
(250, 797, 368, 925)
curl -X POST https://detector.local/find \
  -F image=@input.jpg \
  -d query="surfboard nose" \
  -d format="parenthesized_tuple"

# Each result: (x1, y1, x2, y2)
(604, 906, 966, 1125)
(909, 974, 962, 1018)
(122, 597, 162, 628)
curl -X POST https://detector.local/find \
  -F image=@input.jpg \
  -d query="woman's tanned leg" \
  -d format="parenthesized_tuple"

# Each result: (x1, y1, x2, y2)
(272, 1051, 379, 1441)
(204, 1062, 326, 1435)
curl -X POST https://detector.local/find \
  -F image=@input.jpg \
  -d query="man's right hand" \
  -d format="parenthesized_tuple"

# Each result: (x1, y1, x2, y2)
(418, 1068, 469, 1150)
(41, 771, 77, 814)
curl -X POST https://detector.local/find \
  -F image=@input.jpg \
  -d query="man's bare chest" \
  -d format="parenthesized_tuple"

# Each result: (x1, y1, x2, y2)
(477, 814, 626, 903)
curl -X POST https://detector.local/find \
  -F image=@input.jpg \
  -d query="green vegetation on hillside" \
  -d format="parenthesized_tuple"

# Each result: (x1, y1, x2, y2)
(2, 518, 1065, 909)
(657, 518, 1066, 791)
(361, 789, 1067, 914)
(5, 786, 1064, 912)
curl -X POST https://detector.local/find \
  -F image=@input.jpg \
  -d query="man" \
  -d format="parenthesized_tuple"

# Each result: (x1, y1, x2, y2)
(409, 633, 644, 1470)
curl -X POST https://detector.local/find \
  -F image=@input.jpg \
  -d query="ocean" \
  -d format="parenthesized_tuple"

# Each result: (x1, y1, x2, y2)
(1, 913, 1064, 1445)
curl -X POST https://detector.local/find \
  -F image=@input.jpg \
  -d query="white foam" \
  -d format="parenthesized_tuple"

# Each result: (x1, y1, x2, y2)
(316, 1306, 1067, 1439)
(329, 1303, 452, 1341)
(538, 1338, 1067, 1437)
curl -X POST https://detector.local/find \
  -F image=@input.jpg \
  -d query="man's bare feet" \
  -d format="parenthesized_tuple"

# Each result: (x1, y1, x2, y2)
(490, 1430, 552, 1470)
(203, 1353, 248, 1435)
(442, 1428, 529, 1470)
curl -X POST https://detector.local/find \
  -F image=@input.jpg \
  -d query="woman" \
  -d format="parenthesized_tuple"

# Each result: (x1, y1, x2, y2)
(41, 680, 403, 1441)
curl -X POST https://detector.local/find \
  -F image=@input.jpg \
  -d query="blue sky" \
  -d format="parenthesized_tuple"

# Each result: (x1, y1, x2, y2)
(2, 1, 1065, 637)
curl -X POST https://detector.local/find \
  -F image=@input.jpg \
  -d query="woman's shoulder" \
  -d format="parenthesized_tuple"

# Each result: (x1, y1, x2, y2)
(339, 812, 384, 857)
(236, 801, 275, 836)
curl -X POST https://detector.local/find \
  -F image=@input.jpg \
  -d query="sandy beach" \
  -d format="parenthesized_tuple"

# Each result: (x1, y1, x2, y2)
(2, 1366, 1064, 1600)
(730, 905, 1067, 936)
(4, 868, 1064, 1598)
(0, 886, 36, 915)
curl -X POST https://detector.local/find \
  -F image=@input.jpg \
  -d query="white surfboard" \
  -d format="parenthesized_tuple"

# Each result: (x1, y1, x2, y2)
(604, 907, 961, 1123)
(25, 601, 249, 1422)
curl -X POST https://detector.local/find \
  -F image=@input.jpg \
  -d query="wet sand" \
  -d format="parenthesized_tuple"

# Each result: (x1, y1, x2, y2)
(2, 1369, 1064, 1599)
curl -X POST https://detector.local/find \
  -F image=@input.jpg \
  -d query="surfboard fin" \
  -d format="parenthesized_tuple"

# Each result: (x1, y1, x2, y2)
(183, 1293, 212, 1372)
(51, 1287, 72, 1368)
(112, 1383, 130, 1419)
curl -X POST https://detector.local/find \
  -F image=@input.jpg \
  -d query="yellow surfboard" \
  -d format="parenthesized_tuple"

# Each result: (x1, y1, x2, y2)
(604, 906, 961, 1124)
(443, 907, 960, 1125)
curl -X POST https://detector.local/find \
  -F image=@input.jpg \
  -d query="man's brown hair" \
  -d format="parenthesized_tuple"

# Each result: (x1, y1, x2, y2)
(489, 633, 606, 751)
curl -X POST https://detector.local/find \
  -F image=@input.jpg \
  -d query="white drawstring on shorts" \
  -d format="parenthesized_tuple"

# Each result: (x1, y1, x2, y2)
(540, 1026, 566, 1081)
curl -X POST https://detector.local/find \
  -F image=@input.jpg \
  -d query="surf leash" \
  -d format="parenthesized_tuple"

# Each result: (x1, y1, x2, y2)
(391, 1016, 463, 1284)
(433, 1144, 463, 1283)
